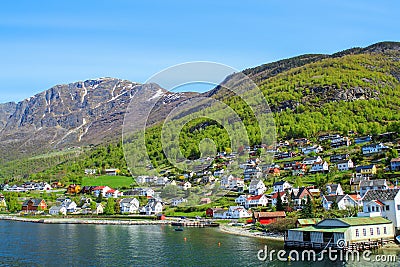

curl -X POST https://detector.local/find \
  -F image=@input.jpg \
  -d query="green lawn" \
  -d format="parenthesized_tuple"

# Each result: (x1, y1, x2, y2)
(82, 175, 134, 189)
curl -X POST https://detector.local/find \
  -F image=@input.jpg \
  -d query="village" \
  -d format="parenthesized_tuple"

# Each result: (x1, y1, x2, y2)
(1, 131, 400, 250)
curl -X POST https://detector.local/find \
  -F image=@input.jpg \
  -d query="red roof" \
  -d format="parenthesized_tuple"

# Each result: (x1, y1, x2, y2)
(348, 193, 361, 201)
(106, 189, 116, 194)
(254, 211, 286, 219)
(247, 195, 264, 201)
(374, 200, 385, 206)
(92, 186, 107, 190)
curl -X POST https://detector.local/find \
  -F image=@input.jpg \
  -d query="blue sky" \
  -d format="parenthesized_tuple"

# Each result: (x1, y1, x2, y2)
(0, 0, 399, 103)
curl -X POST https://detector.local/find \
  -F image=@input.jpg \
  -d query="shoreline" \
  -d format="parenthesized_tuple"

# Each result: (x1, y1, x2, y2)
(219, 224, 284, 242)
(0, 215, 169, 225)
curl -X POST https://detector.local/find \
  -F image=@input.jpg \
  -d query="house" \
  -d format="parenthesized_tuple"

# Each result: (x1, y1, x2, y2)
(178, 181, 192, 191)
(244, 195, 268, 208)
(331, 137, 351, 148)
(355, 135, 372, 144)
(355, 164, 377, 178)
(390, 158, 400, 171)
(310, 161, 329, 173)
(277, 152, 293, 159)
(292, 162, 307, 176)
(21, 199, 47, 212)
(94, 203, 104, 214)
(271, 191, 288, 206)
(253, 211, 286, 225)
(318, 134, 340, 142)
(235, 195, 249, 206)
(92, 186, 112, 197)
(213, 169, 225, 177)
(124, 188, 154, 197)
(359, 179, 388, 197)
(67, 184, 81, 194)
(206, 207, 225, 218)
(302, 156, 322, 165)
(362, 143, 388, 155)
(285, 217, 394, 249)
(330, 154, 349, 163)
(226, 206, 252, 219)
(171, 197, 188, 207)
(220, 175, 233, 189)
(293, 138, 310, 146)
(0, 194, 6, 211)
(350, 175, 369, 192)
(268, 167, 281, 177)
(290, 187, 313, 208)
(295, 218, 322, 228)
(326, 183, 344, 196)
(249, 179, 266, 195)
(200, 198, 211, 205)
(84, 169, 97, 175)
(243, 167, 262, 181)
(65, 201, 78, 213)
(105, 168, 119, 176)
(49, 206, 67, 216)
(322, 194, 359, 210)
(358, 189, 400, 230)
(229, 177, 244, 192)
(272, 181, 292, 193)
(141, 199, 163, 215)
(337, 159, 354, 171)
(120, 198, 140, 214)
(302, 145, 323, 155)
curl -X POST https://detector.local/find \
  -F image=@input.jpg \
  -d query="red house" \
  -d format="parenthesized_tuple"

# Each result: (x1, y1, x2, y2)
(206, 208, 225, 218)
(253, 211, 286, 225)
(22, 199, 47, 212)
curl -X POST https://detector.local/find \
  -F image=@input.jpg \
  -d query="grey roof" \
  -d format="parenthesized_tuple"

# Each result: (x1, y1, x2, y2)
(326, 184, 340, 191)
(356, 165, 375, 172)
(304, 156, 320, 161)
(359, 179, 387, 188)
(324, 195, 346, 203)
(273, 180, 286, 186)
(120, 198, 137, 204)
(362, 189, 400, 201)
(22, 199, 44, 207)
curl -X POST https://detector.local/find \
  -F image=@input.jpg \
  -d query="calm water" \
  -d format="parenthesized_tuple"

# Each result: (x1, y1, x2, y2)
(0, 221, 399, 267)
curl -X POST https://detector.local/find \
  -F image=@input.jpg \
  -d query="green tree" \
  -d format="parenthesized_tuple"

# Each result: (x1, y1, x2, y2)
(300, 195, 313, 218)
(96, 193, 103, 203)
(276, 190, 284, 211)
(330, 198, 339, 210)
(104, 198, 115, 215)
(90, 201, 97, 213)
(114, 199, 121, 214)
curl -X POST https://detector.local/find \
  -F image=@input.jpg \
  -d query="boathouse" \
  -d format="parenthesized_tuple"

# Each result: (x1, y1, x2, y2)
(285, 217, 393, 250)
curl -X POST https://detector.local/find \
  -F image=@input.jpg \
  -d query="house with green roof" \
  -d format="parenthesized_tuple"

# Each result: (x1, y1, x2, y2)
(285, 217, 393, 249)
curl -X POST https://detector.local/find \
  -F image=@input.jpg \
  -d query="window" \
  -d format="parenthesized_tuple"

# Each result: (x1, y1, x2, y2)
(397, 205, 400, 211)
(370, 228, 374, 236)
(377, 228, 380, 235)
(386, 205, 390, 211)
(372, 206, 375, 212)
(363, 228, 367, 236)
(384, 227, 387, 234)
(355, 229, 359, 237)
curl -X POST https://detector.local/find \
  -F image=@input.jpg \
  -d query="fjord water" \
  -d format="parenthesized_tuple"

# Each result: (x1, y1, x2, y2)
(0, 221, 399, 267)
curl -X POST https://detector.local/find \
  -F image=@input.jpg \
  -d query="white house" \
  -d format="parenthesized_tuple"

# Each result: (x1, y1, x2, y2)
(229, 178, 244, 191)
(105, 189, 123, 198)
(326, 183, 344, 196)
(310, 161, 329, 173)
(271, 191, 288, 206)
(220, 175, 233, 189)
(213, 169, 225, 177)
(322, 194, 359, 210)
(245, 195, 268, 208)
(226, 206, 251, 219)
(178, 181, 192, 191)
(302, 145, 323, 155)
(358, 189, 400, 230)
(337, 159, 354, 171)
(141, 200, 163, 215)
(120, 198, 140, 214)
(302, 156, 322, 165)
(92, 186, 112, 197)
(65, 201, 78, 213)
(362, 143, 388, 155)
(359, 179, 388, 197)
(171, 197, 188, 207)
(249, 179, 266, 195)
(49, 206, 67, 216)
(272, 181, 292, 193)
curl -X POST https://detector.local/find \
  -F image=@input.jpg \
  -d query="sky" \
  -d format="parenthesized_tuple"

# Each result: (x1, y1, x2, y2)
(0, 0, 399, 103)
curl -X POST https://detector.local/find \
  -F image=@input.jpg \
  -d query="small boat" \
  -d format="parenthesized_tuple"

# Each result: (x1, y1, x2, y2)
(174, 227, 184, 231)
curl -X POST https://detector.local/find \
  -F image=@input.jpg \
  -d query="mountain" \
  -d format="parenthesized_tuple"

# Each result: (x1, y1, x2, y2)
(1, 41, 400, 167)
(0, 78, 198, 162)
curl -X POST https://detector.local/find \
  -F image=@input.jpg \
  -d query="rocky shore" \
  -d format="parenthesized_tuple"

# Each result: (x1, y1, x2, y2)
(219, 224, 284, 241)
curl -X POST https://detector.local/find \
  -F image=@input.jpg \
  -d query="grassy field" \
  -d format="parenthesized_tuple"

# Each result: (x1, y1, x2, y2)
(81, 175, 134, 189)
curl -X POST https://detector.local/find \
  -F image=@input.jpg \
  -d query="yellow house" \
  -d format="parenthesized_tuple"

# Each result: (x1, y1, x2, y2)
(0, 194, 7, 211)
